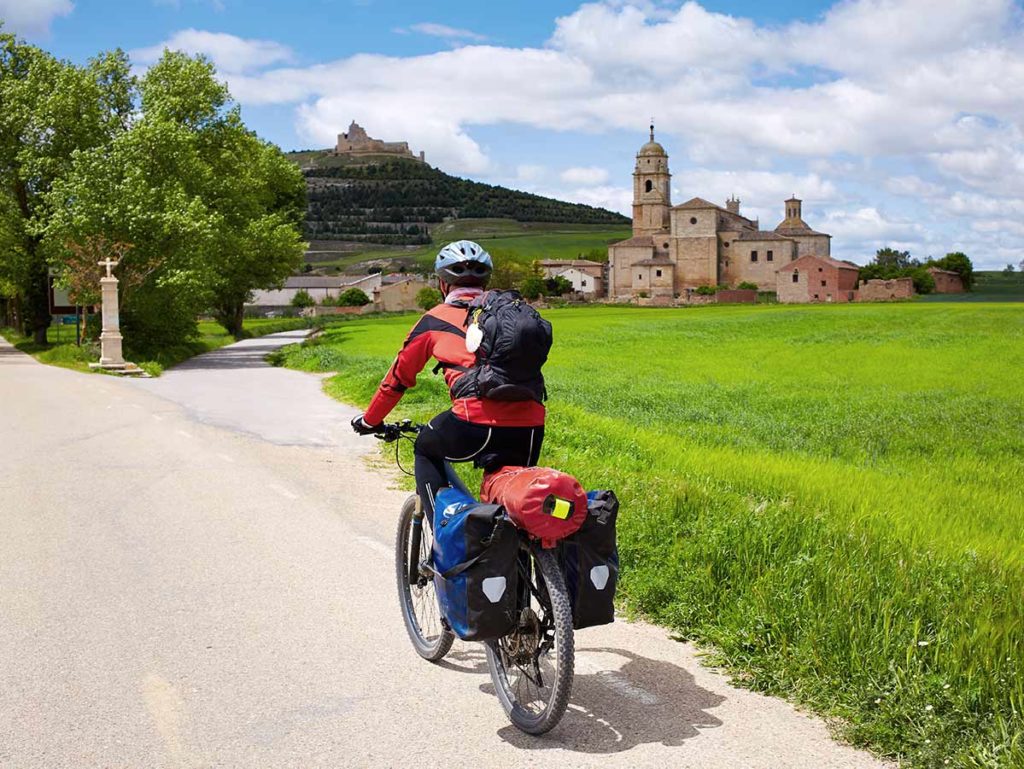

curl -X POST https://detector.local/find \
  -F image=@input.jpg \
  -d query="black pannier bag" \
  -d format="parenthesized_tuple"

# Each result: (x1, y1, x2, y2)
(432, 489, 520, 641)
(559, 490, 619, 629)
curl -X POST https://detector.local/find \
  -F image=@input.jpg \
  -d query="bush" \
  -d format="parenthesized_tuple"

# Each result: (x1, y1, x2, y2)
(737, 281, 758, 290)
(338, 287, 371, 307)
(695, 285, 718, 296)
(909, 266, 936, 294)
(291, 289, 315, 308)
(416, 286, 442, 310)
(545, 275, 573, 296)
(520, 276, 545, 301)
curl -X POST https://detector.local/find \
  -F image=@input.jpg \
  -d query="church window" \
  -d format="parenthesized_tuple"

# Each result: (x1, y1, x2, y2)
(645, 180, 653, 192)
(656, 269, 663, 277)
(750, 250, 758, 262)
(638, 273, 643, 280)
(690, 217, 698, 225)
(767, 250, 774, 262)
(663, 242, 669, 249)
(724, 241, 730, 248)
(792, 271, 799, 283)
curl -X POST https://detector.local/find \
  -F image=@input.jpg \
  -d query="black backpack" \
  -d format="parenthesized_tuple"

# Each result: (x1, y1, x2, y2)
(450, 290, 552, 402)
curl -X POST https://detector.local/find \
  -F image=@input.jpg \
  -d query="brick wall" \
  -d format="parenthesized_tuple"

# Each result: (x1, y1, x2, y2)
(857, 277, 914, 301)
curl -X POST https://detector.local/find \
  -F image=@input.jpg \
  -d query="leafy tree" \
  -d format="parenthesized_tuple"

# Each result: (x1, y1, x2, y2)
(291, 289, 314, 308)
(1004, 263, 1016, 275)
(520, 276, 545, 301)
(931, 251, 974, 290)
(416, 286, 442, 310)
(544, 275, 573, 296)
(338, 287, 371, 306)
(489, 255, 532, 290)
(44, 51, 305, 347)
(873, 247, 916, 273)
(909, 266, 935, 294)
(0, 33, 133, 342)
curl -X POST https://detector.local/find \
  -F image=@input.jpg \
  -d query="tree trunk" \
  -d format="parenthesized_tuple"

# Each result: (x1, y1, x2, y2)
(215, 300, 245, 339)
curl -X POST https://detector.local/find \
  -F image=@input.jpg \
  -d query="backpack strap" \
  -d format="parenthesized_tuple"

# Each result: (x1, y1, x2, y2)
(432, 361, 472, 375)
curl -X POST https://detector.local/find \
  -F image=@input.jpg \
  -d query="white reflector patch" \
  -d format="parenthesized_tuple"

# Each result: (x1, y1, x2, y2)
(590, 565, 610, 590)
(482, 576, 507, 603)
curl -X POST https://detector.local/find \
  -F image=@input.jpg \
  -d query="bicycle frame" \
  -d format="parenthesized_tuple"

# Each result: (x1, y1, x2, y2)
(407, 459, 473, 587)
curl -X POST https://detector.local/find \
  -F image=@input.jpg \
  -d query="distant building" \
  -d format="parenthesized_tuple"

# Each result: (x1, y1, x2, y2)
(927, 267, 965, 293)
(776, 254, 859, 303)
(536, 259, 605, 297)
(608, 125, 833, 298)
(333, 121, 425, 163)
(856, 277, 914, 301)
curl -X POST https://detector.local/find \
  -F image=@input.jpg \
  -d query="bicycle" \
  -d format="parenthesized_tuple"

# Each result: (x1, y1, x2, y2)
(378, 420, 574, 735)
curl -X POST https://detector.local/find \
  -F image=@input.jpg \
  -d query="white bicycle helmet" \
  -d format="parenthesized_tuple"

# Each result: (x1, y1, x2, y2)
(434, 240, 493, 287)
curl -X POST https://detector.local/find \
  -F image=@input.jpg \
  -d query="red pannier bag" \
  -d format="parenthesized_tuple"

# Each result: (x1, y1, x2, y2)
(481, 466, 588, 548)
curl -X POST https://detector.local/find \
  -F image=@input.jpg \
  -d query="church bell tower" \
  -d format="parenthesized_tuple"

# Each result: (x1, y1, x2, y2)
(632, 121, 671, 237)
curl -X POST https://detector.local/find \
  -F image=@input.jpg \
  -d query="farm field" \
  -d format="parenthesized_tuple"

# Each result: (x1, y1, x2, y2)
(276, 301, 1024, 767)
(303, 217, 629, 272)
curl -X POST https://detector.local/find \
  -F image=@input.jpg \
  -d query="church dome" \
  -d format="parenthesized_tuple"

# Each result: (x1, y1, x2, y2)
(638, 139, 666, 157)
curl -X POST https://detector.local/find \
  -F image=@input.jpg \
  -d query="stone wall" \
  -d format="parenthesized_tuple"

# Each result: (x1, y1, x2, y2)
(928, 269, 964, 293)
(791, 233, 831, 258)
(669, 235, 718, 288)
(856, 277, 914, 301)
(723, 238, 795, 289)
(375, 278, 430, 313)
(716, 289, 758, 304)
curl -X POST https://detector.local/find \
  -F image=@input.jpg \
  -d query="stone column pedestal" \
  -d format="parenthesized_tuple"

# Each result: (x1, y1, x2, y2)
(98, 275, 125, 367)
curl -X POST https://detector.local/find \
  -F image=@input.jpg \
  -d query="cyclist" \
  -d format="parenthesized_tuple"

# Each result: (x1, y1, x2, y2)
(350, 240, 545, 521)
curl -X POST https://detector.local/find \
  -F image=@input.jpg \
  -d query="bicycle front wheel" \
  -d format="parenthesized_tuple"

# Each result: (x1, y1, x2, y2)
(485, 546, 574, 735)
(395, 495, 454, 661)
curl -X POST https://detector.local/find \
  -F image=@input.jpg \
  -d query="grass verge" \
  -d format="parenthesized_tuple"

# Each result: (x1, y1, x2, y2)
(273, 302, 1024, 768)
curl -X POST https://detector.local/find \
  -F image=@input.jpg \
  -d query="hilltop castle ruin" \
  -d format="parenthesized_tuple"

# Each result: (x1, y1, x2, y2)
(333, 121, 425, 163)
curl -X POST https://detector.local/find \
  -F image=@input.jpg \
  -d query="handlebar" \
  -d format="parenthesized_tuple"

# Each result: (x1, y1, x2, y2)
(374, 420, 424, 443)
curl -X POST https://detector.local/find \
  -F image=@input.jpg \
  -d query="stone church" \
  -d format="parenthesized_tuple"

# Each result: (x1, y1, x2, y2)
(608, 127, 832, 298)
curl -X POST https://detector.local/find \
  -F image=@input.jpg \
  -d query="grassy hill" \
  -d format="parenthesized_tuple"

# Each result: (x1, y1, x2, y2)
(276, 301, 1024, 767)
(287, 151, 629, 273)
(921, 270, 1024, 302)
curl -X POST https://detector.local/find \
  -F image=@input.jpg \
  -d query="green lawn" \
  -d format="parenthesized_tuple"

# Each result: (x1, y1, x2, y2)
(305, 217, 629, 272)
(275, 301, 1024, 767)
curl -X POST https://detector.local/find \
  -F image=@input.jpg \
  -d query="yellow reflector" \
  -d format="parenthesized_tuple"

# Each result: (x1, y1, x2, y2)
(551, 497, 572, 520)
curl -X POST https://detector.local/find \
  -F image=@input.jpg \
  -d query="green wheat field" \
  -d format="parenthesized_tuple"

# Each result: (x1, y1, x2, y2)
(275, 301, 1024, 767)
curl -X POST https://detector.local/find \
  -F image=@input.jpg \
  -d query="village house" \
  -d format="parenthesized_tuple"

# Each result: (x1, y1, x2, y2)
(608, 126, 832, 298)
(776, 255, 860, 304)
(536, 259, 605, 297)
(927, 267, 965, 293)
(857, 277, 915, 301)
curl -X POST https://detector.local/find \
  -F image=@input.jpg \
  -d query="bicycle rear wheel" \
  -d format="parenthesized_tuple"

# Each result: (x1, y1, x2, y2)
(485, 546, 574, 735)
(395, 495, 454, 661)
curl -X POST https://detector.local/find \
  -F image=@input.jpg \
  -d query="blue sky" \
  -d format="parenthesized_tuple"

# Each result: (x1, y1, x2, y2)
(5, 0, 1024, 268)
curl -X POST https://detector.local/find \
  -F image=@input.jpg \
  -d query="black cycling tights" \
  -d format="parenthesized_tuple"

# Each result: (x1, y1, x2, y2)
(414, 409, 544, 522)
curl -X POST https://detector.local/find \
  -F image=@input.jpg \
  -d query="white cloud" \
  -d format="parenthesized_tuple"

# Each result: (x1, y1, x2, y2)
(401, 22, 488, 42)
(515, 164, 547, 183)
(560, 166, 609, 185)
(130, 29, 293, 74)
(0, 0, 73, 36)
(134, 0, 1024, 263)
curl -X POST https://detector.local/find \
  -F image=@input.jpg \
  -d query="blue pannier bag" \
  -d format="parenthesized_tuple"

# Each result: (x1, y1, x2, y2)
(559, 490, 619, 629)
(432, 487, 520, 641)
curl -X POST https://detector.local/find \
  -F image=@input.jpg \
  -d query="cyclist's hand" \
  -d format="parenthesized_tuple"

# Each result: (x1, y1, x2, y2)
(350, 414, 380, 436)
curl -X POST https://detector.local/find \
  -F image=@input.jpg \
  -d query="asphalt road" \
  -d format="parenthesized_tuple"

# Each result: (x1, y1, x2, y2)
(0, 333, 887, 769)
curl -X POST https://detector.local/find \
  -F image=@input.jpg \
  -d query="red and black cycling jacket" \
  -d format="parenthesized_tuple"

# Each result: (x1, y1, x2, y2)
(363, 299, 546, 428)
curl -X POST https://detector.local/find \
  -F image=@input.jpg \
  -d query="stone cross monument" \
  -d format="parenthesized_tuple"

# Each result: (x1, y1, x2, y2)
(95, 256, 125, 369)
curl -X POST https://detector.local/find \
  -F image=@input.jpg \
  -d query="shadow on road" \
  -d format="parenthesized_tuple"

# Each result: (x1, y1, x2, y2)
(445, 645, 725, 753)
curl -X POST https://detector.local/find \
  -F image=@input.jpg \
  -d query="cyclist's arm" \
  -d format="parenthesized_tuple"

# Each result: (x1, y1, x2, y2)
(363, 316, 436, 425)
